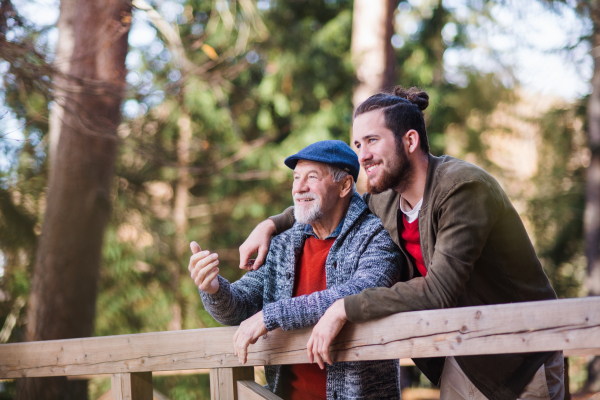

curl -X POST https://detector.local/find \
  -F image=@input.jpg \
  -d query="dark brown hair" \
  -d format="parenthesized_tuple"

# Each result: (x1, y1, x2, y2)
(354, 86, 430, 153)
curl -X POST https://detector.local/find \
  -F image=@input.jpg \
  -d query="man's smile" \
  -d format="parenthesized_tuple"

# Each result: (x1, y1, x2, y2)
(365, 163, 381, 175)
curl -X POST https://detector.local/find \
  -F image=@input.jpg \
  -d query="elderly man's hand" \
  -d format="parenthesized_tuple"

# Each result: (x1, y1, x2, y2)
(233, 311, 268, 364)
(188, 241, 220, 294)
(307, 299, 347, 369)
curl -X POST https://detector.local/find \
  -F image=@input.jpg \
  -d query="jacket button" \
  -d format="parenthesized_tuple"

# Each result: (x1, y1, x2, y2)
(286, 272, 291, 280)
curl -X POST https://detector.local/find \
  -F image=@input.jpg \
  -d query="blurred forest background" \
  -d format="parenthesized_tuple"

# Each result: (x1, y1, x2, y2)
(1, 0, 599, 398)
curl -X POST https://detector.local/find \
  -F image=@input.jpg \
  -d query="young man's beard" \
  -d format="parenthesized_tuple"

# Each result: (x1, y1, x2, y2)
(366, 140, 414, 195)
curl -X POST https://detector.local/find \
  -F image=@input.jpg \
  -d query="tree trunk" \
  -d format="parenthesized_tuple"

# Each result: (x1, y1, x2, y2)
(16, 0, 131, 398)
(351, 0, 397, 107)
(168, 110, 193, 331)
(351, 0, 397, 192)
(48, 0, 77, 170)
(584, 4, 600, 393)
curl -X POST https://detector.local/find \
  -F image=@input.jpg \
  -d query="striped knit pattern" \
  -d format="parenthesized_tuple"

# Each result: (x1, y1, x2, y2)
(200, 192, 404, 399)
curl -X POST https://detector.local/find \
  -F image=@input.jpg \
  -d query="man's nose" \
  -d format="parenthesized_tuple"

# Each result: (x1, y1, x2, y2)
(358, 147, 372, 165)
(293, 178, 309, 194)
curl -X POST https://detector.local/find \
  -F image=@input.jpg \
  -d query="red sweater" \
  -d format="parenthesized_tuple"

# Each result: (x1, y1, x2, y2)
(288, 236, 334, 400)
(400, 215, 427, 277)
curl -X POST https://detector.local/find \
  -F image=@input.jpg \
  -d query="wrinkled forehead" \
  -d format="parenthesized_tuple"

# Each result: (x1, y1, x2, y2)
(293, 160, 330, 175)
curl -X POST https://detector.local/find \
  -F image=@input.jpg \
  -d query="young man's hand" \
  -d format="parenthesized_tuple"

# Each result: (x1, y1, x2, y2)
(238, 219, 276, 271)
(233, 311, 268, 364)
(307, 299, 347, 369)
(188, 241, 220, 294)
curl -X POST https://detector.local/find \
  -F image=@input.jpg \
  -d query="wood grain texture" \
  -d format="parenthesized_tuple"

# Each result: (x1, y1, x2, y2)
(565, 348, 600, 357)
(111, 372, 152, 400)
(1, 297, 599, 378)
(209, 367, 254, 400)
(237, 380, 283, 400)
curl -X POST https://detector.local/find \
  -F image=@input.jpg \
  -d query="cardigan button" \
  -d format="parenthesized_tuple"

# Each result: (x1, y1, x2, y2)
(333, 391, 338, 400)
(286, 272, 291, 280)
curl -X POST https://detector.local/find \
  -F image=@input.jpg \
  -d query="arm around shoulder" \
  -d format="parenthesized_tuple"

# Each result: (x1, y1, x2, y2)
(346, 179, 501, 323)
(269, 205, 295, 235)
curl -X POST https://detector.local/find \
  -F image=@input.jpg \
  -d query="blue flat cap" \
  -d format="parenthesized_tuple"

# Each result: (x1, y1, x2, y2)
(284, 140, 359, 182)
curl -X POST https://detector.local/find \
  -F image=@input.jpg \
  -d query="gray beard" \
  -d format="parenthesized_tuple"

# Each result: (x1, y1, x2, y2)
(294, 198, 323, 224)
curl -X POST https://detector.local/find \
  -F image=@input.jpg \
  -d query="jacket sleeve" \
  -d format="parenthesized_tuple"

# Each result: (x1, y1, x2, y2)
(262, 227, 403, 331)
(199, 267, 267, 326)
(362, 192, 371, 207)
(345, 179, 501, 323)
(269, 206, 296, 235)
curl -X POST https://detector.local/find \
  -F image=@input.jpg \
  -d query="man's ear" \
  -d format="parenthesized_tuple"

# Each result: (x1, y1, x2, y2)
(404, 129, 420, 154)
(340, 175, 354, 198)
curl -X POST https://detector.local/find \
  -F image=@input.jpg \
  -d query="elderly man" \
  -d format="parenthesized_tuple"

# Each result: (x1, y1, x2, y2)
(188, 140, 403, 399)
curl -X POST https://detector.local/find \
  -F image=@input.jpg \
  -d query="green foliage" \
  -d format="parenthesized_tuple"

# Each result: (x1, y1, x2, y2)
(0, 0, 593, 397)
(94, 0, 358, 343)
(528, 101, 588, 298)
(154, 374, 211, 400)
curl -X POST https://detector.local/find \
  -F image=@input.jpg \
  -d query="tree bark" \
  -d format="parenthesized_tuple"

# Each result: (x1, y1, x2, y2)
(585, 4, 600, 393)
(48, 0, 77, 170)
(168, 110, 193, 331)
(16, 0, 131, 398)
(351, 0, 397, 108)
(351, 0, 397, 193)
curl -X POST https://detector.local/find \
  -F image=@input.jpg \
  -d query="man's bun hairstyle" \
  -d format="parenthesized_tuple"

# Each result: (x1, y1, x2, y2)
(354, 86, 430, 153)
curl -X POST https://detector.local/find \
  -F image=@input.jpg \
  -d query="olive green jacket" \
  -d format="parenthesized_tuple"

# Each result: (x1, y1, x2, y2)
(271, 155, 558, 400)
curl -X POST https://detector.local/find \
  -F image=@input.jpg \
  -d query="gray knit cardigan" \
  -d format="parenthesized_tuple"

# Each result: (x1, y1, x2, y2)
(200, 192, 404, 399)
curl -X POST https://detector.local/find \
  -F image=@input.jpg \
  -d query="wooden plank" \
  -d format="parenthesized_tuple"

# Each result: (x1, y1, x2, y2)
(210, 367, 254, 400)
(565, 348, 600, 357)
(0, 297, 599, 378)
(237, 380, 283, 400)
(70, 369, 210, 380)
(111, 372, 153, 400)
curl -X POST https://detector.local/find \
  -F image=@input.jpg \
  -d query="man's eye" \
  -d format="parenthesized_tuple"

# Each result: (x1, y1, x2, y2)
(369, 138, 376, 144)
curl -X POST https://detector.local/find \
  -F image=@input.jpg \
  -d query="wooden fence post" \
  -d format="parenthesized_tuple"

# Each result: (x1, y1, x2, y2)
(210, 366, 254, 400)
(111, 372, 153, 400)
(237, 380, 283, 400)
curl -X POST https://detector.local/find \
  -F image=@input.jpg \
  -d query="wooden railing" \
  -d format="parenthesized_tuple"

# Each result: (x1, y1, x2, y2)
(1, 297, 599, 399)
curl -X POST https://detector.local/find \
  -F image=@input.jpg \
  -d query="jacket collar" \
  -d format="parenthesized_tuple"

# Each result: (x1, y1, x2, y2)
(421, 154, 445, 211)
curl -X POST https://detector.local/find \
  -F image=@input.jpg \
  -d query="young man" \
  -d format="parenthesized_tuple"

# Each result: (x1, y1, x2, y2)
(240, 88, 564, 400)
(189, 140, 404, 399)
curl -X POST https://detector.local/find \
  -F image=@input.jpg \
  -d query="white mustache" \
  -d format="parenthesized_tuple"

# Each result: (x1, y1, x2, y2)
(294, 192, 318, 202)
